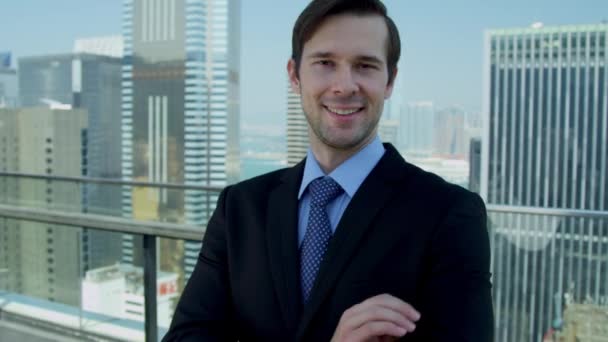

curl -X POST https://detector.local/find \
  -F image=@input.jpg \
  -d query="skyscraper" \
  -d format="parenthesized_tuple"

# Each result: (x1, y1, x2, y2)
(469, 137, 482, 194)
(286, 79, 308, 166)
(121, 0, 241, 282)
(0, 53, 17, 108)
(434, 106, 466, 159)
(18, 53, 123, 270)
(0, 107, 88, 306)
(400, 101, 435, 156)
(481, 23, 608, 341)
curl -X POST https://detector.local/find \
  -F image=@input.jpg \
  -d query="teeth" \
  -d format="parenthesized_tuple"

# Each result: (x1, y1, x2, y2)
(327, 107, 360, 115)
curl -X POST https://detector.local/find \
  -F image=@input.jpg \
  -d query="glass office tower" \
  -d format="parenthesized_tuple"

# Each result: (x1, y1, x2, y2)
(482, 24, 608, 341)
(121, 0, 241, 284)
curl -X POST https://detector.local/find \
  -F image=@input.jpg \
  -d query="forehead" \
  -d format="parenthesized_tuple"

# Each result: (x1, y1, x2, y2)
(303, 14, 389, 62)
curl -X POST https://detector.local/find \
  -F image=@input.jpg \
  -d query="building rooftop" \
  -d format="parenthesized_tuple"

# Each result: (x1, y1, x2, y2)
(487, 22, 608, 35)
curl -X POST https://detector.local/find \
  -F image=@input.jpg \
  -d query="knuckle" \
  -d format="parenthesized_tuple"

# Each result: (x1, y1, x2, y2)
(344, 305, 358, 317)
(372, 307, 385, 319)
(379, 293, 392, 300)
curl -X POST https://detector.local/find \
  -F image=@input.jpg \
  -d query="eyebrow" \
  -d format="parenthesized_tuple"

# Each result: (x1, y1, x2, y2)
(306, 51, 384, 65)
(357, 55, 383, 65)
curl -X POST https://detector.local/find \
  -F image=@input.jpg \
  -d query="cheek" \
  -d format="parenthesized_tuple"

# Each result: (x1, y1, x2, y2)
(369, 85, 391, 101)
(301, 71, 331, 90)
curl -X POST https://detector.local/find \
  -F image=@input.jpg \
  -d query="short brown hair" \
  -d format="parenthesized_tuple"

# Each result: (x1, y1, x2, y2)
(291, 0, 401, 84)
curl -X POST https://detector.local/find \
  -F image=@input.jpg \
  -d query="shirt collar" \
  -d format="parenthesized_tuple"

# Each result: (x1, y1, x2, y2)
(298, 136, 385, 199)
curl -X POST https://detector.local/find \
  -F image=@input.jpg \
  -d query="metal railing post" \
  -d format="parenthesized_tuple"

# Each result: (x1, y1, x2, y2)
(143, 234, 158, 342)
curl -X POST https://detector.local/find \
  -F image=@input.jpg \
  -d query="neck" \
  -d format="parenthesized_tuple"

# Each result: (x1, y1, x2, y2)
(309, 134, 376, 174)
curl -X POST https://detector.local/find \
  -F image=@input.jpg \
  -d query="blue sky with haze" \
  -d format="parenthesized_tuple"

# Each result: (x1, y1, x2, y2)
(2, 0, 607, 127)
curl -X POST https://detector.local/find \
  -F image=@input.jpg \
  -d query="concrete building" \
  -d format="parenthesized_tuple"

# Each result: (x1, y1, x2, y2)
(482, 23, 608, 341)
(0, 107, 88, 306)
(556, 302, 608, 341)
(18, 53, 123, 270)
(0, 109, 20, 295)
(82, 263, 178, 329)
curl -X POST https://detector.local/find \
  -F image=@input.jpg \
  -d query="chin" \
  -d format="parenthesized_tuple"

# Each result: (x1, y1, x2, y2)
(322, 137, 366, 151)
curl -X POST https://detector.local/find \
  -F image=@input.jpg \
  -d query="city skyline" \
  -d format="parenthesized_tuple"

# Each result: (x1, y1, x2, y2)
(2, 0, 607, 128)
(1, 2, 607, 341)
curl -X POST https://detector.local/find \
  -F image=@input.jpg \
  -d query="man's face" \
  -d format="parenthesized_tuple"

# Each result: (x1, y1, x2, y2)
(288, 14, 396, 152)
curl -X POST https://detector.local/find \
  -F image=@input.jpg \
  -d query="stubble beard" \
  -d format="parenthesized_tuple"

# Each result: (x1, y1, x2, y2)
(304, 106, 381, 152)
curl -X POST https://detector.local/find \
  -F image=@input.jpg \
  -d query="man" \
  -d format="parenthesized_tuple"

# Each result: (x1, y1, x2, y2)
(163, 0, 493, 341)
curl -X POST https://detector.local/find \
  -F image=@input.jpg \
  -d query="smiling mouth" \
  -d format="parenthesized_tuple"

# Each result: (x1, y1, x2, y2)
(324, 106, 364, 116)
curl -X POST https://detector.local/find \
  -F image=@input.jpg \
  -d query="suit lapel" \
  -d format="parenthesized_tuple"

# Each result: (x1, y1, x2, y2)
(295, 145, 411, 340)
(265, 160, 305, 333)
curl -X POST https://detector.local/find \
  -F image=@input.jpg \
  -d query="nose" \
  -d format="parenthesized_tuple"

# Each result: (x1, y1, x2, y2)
(330, 67, 359, 95)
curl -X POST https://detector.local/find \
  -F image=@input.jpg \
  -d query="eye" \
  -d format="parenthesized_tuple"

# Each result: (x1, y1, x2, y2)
(315, 60, 334, 67)
(358, 63, 377, 70)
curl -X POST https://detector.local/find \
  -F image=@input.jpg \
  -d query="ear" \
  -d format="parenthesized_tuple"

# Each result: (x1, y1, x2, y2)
(384, 67, 398, 99)
(287, 59, 300, 94)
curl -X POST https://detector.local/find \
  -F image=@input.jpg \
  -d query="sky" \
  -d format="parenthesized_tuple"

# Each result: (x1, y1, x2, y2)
(2, 0, 607, 128)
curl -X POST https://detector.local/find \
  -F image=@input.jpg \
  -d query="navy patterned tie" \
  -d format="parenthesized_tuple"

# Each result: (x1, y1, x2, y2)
(300, 177, 344, 303)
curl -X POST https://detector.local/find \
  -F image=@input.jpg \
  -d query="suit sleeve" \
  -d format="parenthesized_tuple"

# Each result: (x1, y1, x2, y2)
(410, 190, 494, 341)
(162, 186, 237, 342)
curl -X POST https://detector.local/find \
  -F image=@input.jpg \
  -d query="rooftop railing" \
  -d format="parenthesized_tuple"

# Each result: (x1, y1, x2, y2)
(0, 172, 607, 342)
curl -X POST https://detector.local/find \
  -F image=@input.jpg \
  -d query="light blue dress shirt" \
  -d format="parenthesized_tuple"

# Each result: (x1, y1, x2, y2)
(297, 136, 386, 246)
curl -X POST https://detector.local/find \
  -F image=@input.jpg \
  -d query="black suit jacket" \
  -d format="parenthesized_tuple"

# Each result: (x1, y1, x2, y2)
(163, 144, 493, 341)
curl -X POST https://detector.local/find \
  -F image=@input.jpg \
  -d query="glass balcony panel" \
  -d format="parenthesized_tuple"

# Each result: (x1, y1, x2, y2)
(0, 218, 146, 341)
(2, 175, 607, 341)
(488, 209, 608, 341)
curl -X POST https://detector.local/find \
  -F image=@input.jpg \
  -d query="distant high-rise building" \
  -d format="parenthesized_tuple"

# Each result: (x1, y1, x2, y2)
(286, 79, 308, 166)
(469, 138, 482, 194)
(0, 52, 11, 68)
(0, 107, 88, 306)
(19, 55, 73, 107)
(18, 53, 122, 181)
(482, 24, 608, 341)
(466, 109, 483, 130)
(378, 119, 399, 147)
(434, 106, 466, 158)
(74, 36, 124, 58)
(121, 0, 241, 282)
(400, 101, 435, 156)
(464, 109, 483, 161)
(0, 53, 18, 108)
(18, 53, 123, 270)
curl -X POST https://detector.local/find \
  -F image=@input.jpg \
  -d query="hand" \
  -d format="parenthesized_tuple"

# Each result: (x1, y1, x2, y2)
(331, 294, 420, 342)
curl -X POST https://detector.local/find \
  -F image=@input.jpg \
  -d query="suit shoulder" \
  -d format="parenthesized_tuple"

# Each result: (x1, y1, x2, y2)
(400, 161, 484, 209)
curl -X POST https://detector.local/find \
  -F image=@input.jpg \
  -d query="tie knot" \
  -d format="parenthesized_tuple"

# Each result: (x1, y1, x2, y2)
(309, 177, 343, 207)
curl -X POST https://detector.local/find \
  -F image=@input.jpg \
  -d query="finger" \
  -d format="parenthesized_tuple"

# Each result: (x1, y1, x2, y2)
(349, 321, 407, 341)
(362, 294, 421, 321)
(345, 305, 416, 332)
(378, 336, 399, 342)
